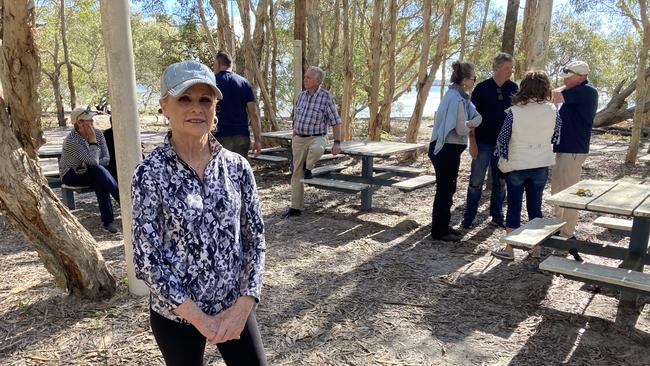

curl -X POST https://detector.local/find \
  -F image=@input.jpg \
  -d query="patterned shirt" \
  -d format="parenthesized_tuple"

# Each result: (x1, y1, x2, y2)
(59, 128, 110, 176)
(131, 132, 265, 323)
(292, 87, 341, 136)
(495, 109, 562, 159)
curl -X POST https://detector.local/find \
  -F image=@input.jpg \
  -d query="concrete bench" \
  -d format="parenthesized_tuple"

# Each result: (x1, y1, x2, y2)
(249, 154, 289, 163)
(259, 146, 288, 154)
(373, 164, 426, 176)
(391, 175, 436, 192)
(500, 217, 566, 250)
(640, 154, 650, 163)
(60, 184, 93, 210)
(540, 256, 650, 295)
(593, 216, 633, 232)
(311, 164, 346, 176)
(301, 177, 369, 193)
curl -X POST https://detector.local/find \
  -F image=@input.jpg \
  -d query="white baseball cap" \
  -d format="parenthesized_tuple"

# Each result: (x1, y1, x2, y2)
(560, 61, 590, 78)
(160, 60, 223, 100)
(70, 107, 97, 124)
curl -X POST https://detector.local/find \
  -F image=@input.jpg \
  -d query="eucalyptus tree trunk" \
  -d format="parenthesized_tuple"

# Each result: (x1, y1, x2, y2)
(379, 0, 398, 133)
(406, 0, 455, 145)
(520, 0, 553, 73)
(306, 0, 320, 67)
(196, 0, 218, 60)
(209, 0, 235, 58)
(323, 0, 340, 89)
(459, 0, 471, 61)
(270, 0, 278, 110)
(0, 0, 115, 300)
(501, 0, 519, 55)
(294, 0, 307, 75)
(625, 0, 650, 163)
(367, 0, 384, 141)
(471, 0, 491, 61)
(59, 0, 76, 110)
(340, 0, 355, 140)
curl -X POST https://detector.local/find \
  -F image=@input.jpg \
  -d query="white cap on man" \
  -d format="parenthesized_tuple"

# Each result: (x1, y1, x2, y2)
(559, 61, 589, 78)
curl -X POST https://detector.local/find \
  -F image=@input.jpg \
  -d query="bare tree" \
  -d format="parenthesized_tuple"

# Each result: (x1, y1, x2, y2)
(306, 0, 320, 66)
(294, 0, 307, 75)
(378, 0, 398, 133)
(59, 0, 76, 109)
(459, 0, 471, 60)
(340, 0, 355, 140)
(520, 0, 553, 72)
(209, 0, 235, 60)
(406, 0, 455, 145)
(0, 0, 116, 300)
(196, 0, 218, 60)
(471, 0, 491, 61)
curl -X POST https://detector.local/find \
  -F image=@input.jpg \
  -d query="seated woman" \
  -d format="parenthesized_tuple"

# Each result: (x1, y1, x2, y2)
(59, 107, 120, 233)
(491, 71, 561, 260)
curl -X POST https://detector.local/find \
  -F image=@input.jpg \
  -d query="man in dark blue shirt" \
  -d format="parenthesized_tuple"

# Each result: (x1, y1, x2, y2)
(550, 60, 599, 238)
(461, 53, 518, 229)
(211, 50, 262, 157)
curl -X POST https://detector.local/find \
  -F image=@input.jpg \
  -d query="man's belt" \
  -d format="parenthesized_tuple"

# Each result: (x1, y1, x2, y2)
(294, 133, 326, 138)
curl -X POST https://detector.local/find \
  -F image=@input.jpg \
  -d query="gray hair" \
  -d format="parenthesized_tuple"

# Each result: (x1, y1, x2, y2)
(492, 52, 514, 70)
(306, 66, 325, 82)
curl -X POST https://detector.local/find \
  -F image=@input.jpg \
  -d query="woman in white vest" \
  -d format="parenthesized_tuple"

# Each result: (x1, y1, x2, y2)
(491, 71, 561, 260)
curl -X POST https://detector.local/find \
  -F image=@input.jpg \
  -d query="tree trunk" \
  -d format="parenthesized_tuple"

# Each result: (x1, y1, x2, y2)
(197, 0, 218, 61)
(45, 69, 66, 127)
(379, 0, 398, 133)
(306, 0, 320, 67)
(406, 0, 455, 145)
(367, 0, 384, 141)
(501, 0, 519, 55)
(459, 0, 471, 61)
(594, 69, 649, 127)
(518, 0, 535, 78)
(440, 54, 446, 100)
(471, 0, 490, 61)
(210, 0, 235, 59)
(0, 0, 116, 300)
(521, 0, 553, 72)
(294, 0, 307, 75)
(626, 0, 650, 163)
(340, 0, 355, 141)
(323, 0, 340, 89)
(59, 0, 76, 110)
(237, 0, 278, 131)
(270, 0, 278, 111)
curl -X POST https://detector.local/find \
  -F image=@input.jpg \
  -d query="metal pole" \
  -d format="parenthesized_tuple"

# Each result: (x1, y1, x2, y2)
(99, 0, 148, 296)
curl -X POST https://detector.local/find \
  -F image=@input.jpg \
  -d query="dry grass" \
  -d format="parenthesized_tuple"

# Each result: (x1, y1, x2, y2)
(1, 118, 650, 365)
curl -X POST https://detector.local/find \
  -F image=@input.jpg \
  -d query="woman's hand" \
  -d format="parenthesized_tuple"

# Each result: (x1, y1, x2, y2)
(207, 296, 255, 344)
(85, 124, 97, 144)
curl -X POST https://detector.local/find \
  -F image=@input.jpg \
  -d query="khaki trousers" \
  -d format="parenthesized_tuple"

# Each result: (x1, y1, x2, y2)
(551, 152, 588, 237)
(290, 135, 326, 210)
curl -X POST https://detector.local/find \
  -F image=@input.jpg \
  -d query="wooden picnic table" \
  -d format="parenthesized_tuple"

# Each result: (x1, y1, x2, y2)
(545, 179, 650, 301)
(38, 144, 63, 159)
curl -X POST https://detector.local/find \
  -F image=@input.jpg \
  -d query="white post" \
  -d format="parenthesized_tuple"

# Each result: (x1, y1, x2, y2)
(99, 0, 148, 296)
(293, 40, 303, 102)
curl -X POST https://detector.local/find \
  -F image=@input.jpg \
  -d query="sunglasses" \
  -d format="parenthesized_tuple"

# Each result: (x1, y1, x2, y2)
(562, 68, 581, 75)
(496, 87, 503, 101)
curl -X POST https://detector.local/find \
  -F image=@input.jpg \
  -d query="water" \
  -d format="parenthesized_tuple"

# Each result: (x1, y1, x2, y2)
(357, 85, 443, 118)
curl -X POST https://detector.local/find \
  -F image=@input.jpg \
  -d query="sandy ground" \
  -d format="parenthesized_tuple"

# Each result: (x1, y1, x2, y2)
(1, 116, 650, 365)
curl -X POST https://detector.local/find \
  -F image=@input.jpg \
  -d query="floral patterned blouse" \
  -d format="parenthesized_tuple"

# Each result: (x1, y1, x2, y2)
(131, 132, 265, 323)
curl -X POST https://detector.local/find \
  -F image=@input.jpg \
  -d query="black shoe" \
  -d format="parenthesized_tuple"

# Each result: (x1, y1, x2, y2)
(303, 169, 313, 179)
(282, 208, 302, 218)
(449, 227, 462, 236)
(102, 222, 119, 234)
(490, 218, 506, 228)
(460, 221, 472, 229)
(431, 233, 461, 242)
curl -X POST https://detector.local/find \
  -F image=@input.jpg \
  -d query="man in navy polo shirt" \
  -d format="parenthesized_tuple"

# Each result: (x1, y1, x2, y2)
(461, 52, 518, 229)
(212, 50, 262, 157)
(551, 60, 599, 238)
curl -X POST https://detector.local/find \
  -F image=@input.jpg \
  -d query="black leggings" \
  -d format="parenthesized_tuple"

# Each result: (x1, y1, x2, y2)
(150, 308, 267, 366)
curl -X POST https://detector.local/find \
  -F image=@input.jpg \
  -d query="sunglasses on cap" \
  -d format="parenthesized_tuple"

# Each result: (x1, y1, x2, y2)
(496, 87, 503, 101)
(562, 68, 582, 75)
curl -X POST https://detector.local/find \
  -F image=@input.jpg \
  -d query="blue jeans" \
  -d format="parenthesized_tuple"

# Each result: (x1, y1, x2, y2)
(462, 143, 505, 226)
(504, 167, 549, 229)
(62, 165, 120, 225)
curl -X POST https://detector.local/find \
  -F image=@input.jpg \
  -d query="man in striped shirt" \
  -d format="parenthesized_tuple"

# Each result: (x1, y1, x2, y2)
(283, 66, 342, 218)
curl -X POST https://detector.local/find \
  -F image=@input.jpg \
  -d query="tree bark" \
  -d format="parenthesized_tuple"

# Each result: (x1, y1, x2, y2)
(379, 0, 398, 133)
(294, 0, 307, 76)
(367, 0, 384, 141)
(625, 0, 650, 163)
(501, 0, 519, 55)
(406, 0, 455, 145)
(0, 0, 116, 300)
(197, 0, 218, 61)
(340, 0, 355, 141)
(459, 0, 471, 61)
(594, 69, 649, 127)
(270, 0, 278, 111)
(306, 0, 320, 67)
(521, 0, 553, 72)
(209, 0, 235, 61)
(59, 0, 76, 110)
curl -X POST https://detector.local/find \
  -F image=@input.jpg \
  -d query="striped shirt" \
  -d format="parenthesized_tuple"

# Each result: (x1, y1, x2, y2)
(59, 128, 110, 176)
(131, 132, 265, 323)
(292, 87, 341, 136)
